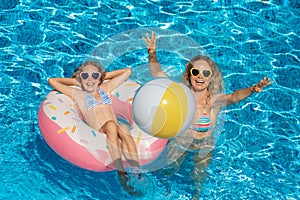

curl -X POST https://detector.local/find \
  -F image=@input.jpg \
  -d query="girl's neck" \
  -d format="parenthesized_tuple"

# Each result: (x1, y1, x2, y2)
(193, 88, 209, 101)
(82, 88, 98, 95)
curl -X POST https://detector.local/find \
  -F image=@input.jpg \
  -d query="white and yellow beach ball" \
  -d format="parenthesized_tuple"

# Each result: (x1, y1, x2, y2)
(132, 78, 196, 139)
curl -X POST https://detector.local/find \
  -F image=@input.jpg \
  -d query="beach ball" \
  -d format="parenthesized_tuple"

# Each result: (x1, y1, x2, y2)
(132, 78, 196, 139)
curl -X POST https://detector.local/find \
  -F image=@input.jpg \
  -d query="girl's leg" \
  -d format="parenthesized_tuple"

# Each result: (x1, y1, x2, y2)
(103, 121, 142, 195)
(118, 124, 140, 168)
(102, 120, 124, 172)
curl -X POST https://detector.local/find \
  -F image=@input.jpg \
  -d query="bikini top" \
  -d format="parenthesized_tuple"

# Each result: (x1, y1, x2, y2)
(85, 88, 112, 110)
(192, 96, 212, 132)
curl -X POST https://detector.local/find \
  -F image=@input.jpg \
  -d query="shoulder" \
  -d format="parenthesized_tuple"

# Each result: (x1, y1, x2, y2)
(72, 89, 85, 101)
(210, 93, 226, 107)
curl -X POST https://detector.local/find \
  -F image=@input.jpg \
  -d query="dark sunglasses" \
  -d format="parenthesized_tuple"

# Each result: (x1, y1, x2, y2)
(190, 68, 212, 78)
(80, 72, 101, 80)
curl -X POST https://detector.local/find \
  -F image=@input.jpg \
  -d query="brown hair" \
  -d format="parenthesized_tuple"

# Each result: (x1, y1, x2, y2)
(182, 55, 224, 94)
(72, 61, 106, 86)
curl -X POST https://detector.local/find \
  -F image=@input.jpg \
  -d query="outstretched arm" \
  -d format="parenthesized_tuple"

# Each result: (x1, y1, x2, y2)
(102, 68, 132, 93)
(213, 77, 273, 106)
(48, 78, 79, 98)
(142, 32, 168, 77)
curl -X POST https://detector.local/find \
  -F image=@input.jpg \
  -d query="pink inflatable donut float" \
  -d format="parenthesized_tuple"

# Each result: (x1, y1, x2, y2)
(38, 80, 168, 172)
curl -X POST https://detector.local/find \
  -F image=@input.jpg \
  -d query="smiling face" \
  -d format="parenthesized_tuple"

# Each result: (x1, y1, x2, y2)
(79, 64, 101, 93)
(183, 55, 224, 95)
(189, 60, 212, 92)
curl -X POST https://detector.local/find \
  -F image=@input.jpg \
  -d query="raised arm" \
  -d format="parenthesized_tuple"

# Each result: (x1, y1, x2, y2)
(102, 68, 132, 93)
(212, 77, 273, 106)
(142, 32, 168, 77)
(48, 78, 79, 98)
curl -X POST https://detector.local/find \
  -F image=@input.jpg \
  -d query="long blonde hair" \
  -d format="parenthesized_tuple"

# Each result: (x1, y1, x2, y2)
(182, 55, 224, 94)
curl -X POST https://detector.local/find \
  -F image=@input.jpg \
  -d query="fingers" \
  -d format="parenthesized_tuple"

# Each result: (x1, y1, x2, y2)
(143, 32, 157, 54)
(256, 79, 264, 88)
(143, 32, 150, 42)
(262, 77, 273, 86)
(266, 81, 273, 86)
(142, 32, 149, 45)
(142, 32, 150, 43)
(143, 32, 156, 42)
(142, 37, 147, 44)
(252, 77, 272, 93)
(152, 31, 156, 43)
(256, 77, 273, 90)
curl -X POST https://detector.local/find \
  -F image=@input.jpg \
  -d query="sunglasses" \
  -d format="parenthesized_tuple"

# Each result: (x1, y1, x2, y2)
(80, 72, 101, 80)
(190, 68, 212, 78)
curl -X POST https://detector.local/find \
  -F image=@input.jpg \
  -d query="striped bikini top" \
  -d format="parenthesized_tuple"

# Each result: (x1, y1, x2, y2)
(192, 96, 212, 132)
(85, 88, 112, 110)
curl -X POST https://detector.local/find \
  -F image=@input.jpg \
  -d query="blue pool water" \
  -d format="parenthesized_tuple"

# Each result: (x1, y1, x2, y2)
(1, 0, 299, 199)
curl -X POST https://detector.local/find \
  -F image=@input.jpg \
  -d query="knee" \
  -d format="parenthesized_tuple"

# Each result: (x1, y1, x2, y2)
(103, 121, 118, 138)
(118, 125, 133, 140)
(118, 124, 129, 134)
(104, 120, 117, 129)
(118, 124, 128, 131)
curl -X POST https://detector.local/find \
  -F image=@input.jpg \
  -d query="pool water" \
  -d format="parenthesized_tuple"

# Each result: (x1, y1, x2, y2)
(1, 0, 299, 199)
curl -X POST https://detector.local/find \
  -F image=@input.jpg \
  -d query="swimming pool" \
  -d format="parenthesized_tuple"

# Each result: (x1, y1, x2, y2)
(1, 0, 299, 199)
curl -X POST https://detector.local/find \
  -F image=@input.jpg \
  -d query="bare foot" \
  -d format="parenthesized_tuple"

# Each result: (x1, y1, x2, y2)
(117, 171, 143, 196)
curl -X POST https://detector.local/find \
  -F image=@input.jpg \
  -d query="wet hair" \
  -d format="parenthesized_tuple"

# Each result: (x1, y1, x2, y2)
(72, 61, 106, 86)
(182, 55, 224, 94)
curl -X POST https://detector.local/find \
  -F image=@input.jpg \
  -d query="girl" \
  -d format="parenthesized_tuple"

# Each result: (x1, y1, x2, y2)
(48, 61, 140, 195)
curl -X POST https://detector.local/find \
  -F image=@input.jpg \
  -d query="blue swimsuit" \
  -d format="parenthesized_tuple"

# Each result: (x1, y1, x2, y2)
(85, 88, 112, 109)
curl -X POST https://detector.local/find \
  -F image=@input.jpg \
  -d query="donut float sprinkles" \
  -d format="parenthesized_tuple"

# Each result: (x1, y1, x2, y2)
(38, 80, 167, 172)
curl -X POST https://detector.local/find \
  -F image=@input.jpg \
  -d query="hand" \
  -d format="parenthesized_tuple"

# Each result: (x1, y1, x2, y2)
(251, 77, 273, 92)
(75, 80, 81, 87)
(142, 32, 156, 55)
